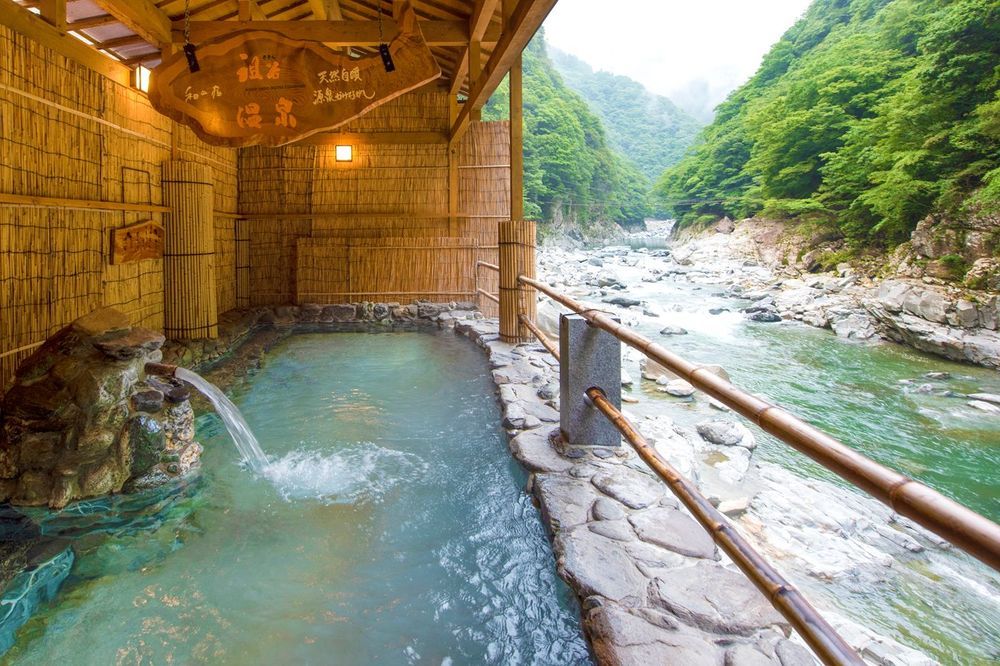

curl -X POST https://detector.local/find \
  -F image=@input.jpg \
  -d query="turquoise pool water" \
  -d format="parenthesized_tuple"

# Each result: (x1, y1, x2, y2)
(3, 331, 590, 664)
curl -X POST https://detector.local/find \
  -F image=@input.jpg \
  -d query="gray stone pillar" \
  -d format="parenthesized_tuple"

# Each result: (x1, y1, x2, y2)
(559, 313, 622, 447)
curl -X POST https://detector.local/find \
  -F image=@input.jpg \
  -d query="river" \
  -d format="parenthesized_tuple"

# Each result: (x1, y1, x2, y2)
(538, 231, 1000, 664)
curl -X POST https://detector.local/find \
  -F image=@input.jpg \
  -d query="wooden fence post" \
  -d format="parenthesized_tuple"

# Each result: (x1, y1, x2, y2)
(499, 219, 536, 342)
(162, 160, 218, 339)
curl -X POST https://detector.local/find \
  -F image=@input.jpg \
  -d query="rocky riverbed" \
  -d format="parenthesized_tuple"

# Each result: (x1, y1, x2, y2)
(517, 225, 1000, 664)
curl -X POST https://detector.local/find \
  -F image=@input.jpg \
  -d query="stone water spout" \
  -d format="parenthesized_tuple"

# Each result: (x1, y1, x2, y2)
(146, 362, 270, 474)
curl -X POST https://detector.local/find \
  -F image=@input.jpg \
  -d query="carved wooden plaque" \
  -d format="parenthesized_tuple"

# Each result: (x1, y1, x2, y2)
(111, 220, 164, 264)
(148, 2, 441, 147)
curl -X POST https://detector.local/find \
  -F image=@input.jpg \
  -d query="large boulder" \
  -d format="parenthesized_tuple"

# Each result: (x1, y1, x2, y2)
(0, 308, 202, 508)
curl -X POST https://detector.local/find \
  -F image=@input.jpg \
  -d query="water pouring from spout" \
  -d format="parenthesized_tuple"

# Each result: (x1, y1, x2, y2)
(147, 363, 270, 474)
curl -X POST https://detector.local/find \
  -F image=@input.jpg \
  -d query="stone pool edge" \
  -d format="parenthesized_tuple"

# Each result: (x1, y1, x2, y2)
(451, 318, 817, 666)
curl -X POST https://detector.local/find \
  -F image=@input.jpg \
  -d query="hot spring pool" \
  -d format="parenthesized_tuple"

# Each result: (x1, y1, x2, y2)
(3, 331, 591, 664)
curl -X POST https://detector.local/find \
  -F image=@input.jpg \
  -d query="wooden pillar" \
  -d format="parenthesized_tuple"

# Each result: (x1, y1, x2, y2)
(499, 220, 536, 342)
(162, 160, 218, 339)
(509, 56, 524, 221)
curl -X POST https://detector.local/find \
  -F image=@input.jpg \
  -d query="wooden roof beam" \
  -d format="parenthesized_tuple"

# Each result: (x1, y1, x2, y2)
(0, 0, 131, 84)
(450, 0, 557, 146)
(172, 18, 500, 46)
(67, 14, 120, 31)
(449, 0, 499, 97)
(91, 0, 172, 48)
(307, 0, 343, 20)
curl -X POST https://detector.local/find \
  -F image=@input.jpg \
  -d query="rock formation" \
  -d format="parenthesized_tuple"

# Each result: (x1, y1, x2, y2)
(0, 308, 202, 508)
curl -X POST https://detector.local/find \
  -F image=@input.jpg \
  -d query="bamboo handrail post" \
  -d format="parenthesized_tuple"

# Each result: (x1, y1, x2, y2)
(498, 220, 536, 342)
(585, 387, 863, 666)
(518, 274, 1000, 572)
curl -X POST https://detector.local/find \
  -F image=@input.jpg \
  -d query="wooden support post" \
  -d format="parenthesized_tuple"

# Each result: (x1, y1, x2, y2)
(469, 40, 482, 122)
(510, 55, 524, 221)
(499, 220, 536, 342)
(38, 0, 66, 32)
(162, 160, 219, 340)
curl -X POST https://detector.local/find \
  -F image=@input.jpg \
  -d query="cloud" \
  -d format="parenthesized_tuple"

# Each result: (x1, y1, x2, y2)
(542, 0, 812, 118)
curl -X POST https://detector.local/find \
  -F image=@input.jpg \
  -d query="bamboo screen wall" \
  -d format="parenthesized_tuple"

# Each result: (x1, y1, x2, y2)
(239, 96, 509, 313)
(0, 25, 238, 389)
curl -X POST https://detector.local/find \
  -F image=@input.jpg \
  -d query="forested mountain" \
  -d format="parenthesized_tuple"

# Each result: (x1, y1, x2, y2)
(550, 49, 702, 182)
(657, 0, 1000, 245)
(483, 32, 651, 229)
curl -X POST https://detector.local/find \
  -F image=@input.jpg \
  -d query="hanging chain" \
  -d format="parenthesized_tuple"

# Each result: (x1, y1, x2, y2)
(183, 0, 192, 46)
(377, 1, 385, 45)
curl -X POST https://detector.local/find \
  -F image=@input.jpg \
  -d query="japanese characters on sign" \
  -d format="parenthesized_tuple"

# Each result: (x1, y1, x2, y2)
(148, 1, 440, 147)
(111, 220, 164, 265)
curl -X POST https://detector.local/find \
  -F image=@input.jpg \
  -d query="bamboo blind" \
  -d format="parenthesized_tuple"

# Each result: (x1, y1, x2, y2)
(162, 160, 219, 339)
(457, 121, 511, 318)
(295, 237, 480, 303)
(499, 219, 537, 342)
(237, 93, 510, 309)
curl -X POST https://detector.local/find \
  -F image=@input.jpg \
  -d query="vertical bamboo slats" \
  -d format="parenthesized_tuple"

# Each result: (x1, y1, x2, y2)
(0, 24, 239, 389)
(499, 220, 536, 342)
(458, 122, 510, 318)
(162, 160, 218, 339)
(237, 93, 511, 310)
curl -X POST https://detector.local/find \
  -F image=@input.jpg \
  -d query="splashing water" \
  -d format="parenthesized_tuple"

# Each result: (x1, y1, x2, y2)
(175, 367, 270, 474)
(262, 444, 428, 504)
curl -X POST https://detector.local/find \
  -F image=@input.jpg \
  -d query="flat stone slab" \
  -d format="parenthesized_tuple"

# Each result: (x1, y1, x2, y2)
(557, 526, 646, 603)
(93, 328, 165, 360)
(508, 429, 573, 473)
(534, 474, 601, 531)
(629, 507, 717, 559)
(587, 604, 723, 665)
(592, 468, 665, 509)
(651, 562, 790, 636)
(71, 307, 130, 337)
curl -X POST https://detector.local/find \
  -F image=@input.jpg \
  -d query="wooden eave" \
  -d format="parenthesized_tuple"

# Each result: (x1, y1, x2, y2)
(2, 0, 557, 143)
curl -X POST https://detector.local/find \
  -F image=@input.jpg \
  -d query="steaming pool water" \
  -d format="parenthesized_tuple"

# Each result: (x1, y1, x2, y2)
(3, 331, 591, 664)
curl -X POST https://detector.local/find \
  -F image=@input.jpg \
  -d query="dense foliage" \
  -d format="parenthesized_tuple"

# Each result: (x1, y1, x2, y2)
(550, 49, 702, 182)
(656, 0, 1000, 245)
(483, 33, 651, 228)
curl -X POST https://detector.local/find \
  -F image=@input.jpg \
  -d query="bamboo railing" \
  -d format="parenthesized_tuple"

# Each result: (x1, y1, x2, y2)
(585, 387, 863, 665)
(518, 274, 1000, 572)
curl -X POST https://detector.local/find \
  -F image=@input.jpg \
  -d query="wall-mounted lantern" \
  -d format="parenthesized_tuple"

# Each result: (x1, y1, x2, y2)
(335, 145, 353, 162)
(134, 65, 151, 93)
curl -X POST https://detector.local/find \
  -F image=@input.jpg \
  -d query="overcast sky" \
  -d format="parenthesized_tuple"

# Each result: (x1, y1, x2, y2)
(542, 0, 813, 120)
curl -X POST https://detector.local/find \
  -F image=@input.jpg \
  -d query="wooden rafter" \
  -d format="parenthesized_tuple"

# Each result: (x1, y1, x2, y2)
(449, 0, 498, 97)
(67, 14, 119, 31)
(450, 0, 555, 145)
(307, 0, 344, 20)
(173, 18, 501, 45)
(91, 0, 172, 48)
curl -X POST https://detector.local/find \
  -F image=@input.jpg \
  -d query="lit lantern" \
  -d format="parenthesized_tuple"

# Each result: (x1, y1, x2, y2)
(135, 65, 151, 93)
(335, 145, 353, 162)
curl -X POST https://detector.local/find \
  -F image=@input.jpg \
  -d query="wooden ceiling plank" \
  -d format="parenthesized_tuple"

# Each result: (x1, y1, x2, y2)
(91, 0, 172, 48)
(450, 0, 556, 145)
(0, 0, 132, 84)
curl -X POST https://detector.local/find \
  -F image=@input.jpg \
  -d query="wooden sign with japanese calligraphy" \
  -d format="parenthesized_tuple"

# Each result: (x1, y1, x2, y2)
(148, 1, 440, 147)
(111, 220, 164, 264)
